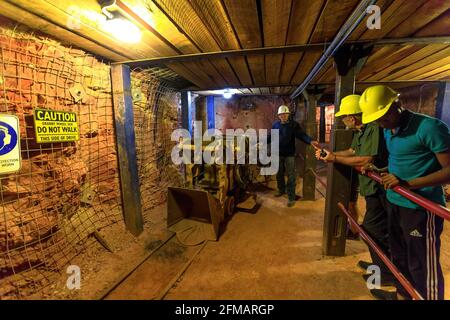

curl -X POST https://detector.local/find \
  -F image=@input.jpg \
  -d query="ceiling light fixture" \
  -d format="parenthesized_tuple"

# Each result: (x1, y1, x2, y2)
(99, 0, 142, 44)
(223, 89, 233, 99)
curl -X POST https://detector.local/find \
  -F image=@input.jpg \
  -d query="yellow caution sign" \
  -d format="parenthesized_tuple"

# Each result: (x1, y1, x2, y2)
(34, 109, 79, 143)
(0, 114, 21, 174)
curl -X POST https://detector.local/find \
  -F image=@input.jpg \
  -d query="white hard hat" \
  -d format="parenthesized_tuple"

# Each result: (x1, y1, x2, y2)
(277, 105, 290, 115)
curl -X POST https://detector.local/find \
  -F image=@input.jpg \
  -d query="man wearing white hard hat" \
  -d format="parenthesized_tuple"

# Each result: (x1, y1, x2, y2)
(272, 105, 319, 207)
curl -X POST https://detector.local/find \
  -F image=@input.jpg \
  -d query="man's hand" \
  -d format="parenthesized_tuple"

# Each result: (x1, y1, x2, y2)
(361, 163, 388, 175)
(381, 173, 408, 189)
(310, 141, 320, 149)
(361, 163, 373, 175)
(315, 148, 335, 162)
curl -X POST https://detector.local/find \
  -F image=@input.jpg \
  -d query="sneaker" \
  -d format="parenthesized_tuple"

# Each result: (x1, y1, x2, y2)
(287, 200, 295, 207)
(357, 260, 373, 271)
(370, 289, 398, 300)
(274, 191, 285, 197)
(362, 274, 396, 287)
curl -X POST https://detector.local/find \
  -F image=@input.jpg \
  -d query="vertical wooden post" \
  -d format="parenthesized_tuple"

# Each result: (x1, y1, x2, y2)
(195, 95, 207, 134)
(319, 105, 326, 143)
(111, 64, 143, 236)
(303, 93, 318, 201)
(181, 91, 189, 131)
(322, 67, 356, 256)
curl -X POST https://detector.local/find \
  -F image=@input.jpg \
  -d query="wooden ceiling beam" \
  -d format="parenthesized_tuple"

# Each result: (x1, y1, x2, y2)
(0, 0, 129, 61)
(383, 47, 450, 81)
(262, 0, 292, 86)
(280, 0, 325, 84)
(114, 36, 450, 68)
(414, 9, 450, 37)
(190, 79, 443, 92)
(387, 0, 449, 38)
(5, 0, 179, 59)
(221, 0, 262, 86)
(364, 44, 449, 81)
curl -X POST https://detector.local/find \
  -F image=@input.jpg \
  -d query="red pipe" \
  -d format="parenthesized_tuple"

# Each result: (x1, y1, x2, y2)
(337, 202, 424, 300)
(355, 168, 450, 221)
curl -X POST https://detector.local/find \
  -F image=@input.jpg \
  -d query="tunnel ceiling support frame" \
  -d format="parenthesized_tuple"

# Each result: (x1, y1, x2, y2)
(112, 37, 450, 69)
(111, 64, 144, 236)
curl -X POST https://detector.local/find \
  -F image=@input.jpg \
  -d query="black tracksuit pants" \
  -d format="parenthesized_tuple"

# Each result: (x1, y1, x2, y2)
(387, 201, 444, 300)
(363, 189, 393, 280)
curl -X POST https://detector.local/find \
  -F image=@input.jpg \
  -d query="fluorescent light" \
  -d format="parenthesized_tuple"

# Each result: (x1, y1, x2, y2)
(103, 18, 142, 43)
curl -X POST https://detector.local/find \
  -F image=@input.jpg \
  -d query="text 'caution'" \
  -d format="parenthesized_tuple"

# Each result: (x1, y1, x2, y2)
(34, 109, 79, 143)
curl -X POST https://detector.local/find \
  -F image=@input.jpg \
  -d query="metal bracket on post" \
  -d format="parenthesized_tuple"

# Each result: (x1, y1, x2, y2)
(322, 44, 372, 256)
(111, 64, 144, 236)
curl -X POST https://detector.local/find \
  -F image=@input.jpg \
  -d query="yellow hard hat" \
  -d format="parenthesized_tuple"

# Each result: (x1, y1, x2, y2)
(360, 85, 399, 124)
(334, 94, 362, 117)
(277, 105, 290, 115)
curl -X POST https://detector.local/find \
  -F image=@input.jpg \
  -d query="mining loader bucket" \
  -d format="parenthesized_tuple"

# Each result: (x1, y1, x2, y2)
(167, 187, 224, 245)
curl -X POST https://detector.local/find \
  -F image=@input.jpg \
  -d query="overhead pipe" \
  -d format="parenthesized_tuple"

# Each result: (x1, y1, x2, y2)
(290, 0, 377, 100)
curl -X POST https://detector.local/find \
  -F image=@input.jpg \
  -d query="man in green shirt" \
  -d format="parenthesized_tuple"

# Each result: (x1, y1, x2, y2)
(316, 94, 394, 286)
(360, 85, 450, 300)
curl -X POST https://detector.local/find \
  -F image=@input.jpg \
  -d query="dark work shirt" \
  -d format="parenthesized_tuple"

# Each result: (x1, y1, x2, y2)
(350, 123, 388, 197)
(271, 119, 312, 157)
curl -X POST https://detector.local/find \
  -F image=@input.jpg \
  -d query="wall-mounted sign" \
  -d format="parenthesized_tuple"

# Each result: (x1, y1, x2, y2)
(0, 114, 21, 174)
(34, 109, 79, 143)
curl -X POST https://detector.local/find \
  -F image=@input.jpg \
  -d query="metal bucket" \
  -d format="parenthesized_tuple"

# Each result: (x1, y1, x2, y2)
(167, 187, 224, 244)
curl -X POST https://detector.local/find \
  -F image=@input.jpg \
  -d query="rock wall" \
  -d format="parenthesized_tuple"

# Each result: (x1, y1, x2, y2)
(0, 25, 181, 298)
(215, 96, 292, 131)
(131, 73, 183, 223)
(0, 25, 122, 298)
(396, 84, 440, 117)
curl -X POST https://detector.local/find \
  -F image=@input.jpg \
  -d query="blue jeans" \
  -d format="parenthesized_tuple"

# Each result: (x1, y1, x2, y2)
(276, 156, 296, 201)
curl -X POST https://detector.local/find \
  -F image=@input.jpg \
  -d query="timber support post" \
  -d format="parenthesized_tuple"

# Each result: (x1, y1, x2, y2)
(111, 64, 144, 236)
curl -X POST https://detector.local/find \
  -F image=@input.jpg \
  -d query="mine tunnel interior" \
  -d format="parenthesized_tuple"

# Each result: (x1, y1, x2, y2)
(0, 0, 449, 300)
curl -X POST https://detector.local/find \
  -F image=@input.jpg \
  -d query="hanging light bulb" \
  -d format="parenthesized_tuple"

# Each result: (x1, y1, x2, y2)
(223, 89, 233, 99)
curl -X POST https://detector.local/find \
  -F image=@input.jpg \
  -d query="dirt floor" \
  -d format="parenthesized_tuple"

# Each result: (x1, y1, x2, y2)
(26, 205, 170, 300)
(103, 178, 450, 300)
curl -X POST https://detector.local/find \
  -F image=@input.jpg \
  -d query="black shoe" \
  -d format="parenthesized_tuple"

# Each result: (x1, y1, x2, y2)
(370, 289, 398, 300)
(274, 191, 285, 197)
(357, 260, 373, 271)
(362, 274, 396, 287)
(287, 200, 296, 207)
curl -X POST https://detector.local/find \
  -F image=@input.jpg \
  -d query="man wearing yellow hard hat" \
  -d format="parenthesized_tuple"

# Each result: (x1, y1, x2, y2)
(360, 85, 450, 300)
(315, 94, 393, 288)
